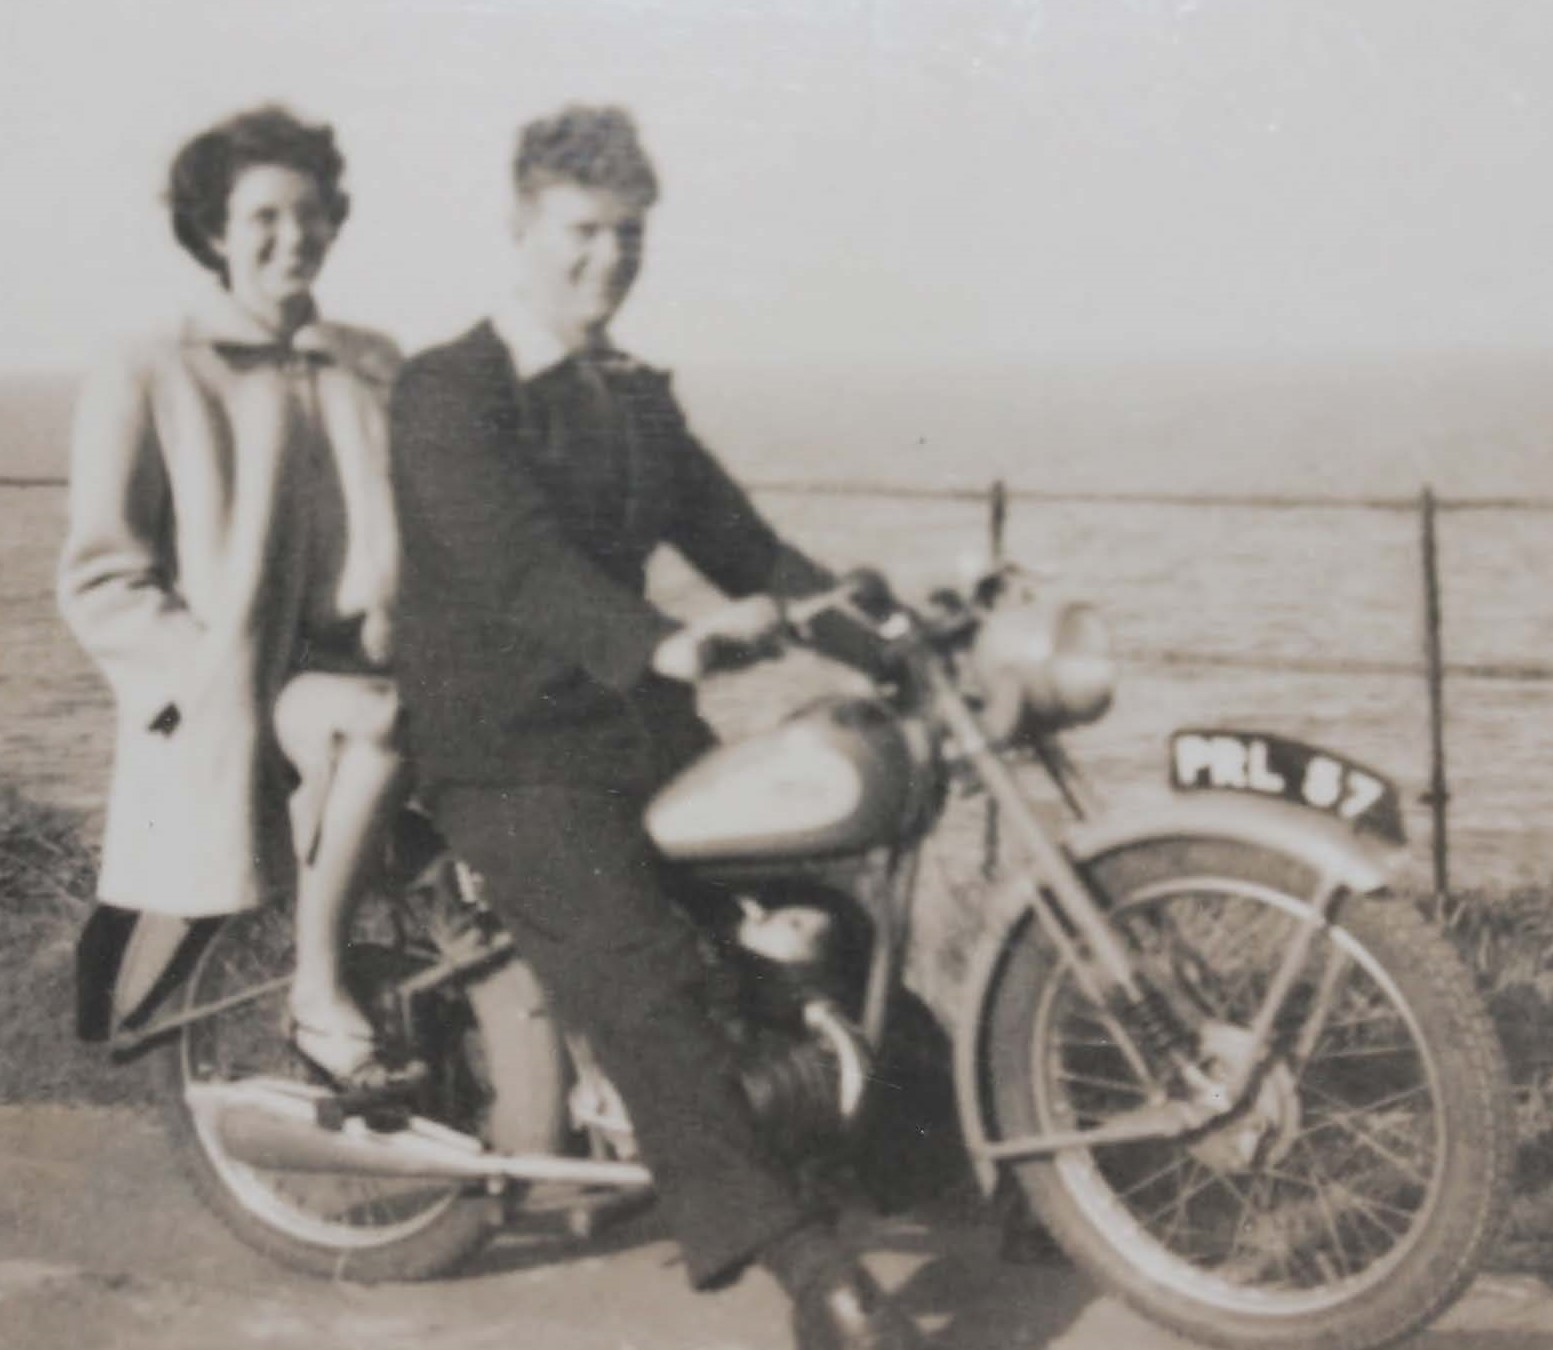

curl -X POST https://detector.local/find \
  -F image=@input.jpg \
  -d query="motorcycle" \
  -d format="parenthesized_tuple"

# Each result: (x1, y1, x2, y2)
(83, 565, 1512, 1350)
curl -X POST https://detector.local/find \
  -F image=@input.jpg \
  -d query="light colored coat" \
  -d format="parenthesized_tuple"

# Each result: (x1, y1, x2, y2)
(58, 291, 401, 916)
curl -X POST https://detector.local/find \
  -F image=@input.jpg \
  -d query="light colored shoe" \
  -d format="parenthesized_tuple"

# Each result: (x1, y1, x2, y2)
(286, 994, 388, 1087)
(290, 1016, 383, 1085)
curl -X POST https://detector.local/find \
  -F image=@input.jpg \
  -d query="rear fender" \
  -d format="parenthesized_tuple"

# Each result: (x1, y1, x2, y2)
(951, 790, 1404, 1192)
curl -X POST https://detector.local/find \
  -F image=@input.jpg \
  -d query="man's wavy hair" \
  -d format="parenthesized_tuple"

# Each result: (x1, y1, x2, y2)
(512, 105, 659, 207)
(166, 105, 350, 280)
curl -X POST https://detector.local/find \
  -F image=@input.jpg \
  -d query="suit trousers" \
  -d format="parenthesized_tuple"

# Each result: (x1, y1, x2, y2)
(431, 781, 807, 1289)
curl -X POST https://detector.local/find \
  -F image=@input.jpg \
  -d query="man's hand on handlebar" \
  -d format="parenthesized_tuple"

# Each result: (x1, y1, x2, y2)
(790, 568, 932, 683)
(649, 570, 923, 686)
(651, 595, 787, 682)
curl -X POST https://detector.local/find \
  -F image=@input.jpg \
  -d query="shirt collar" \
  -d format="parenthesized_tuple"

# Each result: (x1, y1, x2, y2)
(491, 291, 615, 382)
(183, 286, 338, 360)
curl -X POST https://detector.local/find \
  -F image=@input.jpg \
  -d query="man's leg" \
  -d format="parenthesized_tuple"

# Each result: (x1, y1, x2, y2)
(435, 782, 924, 1348)
(434, 781, 806, 1287)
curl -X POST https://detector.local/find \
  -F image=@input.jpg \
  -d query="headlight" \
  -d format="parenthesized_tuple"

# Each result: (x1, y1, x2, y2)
(970, 596, 1115, 736)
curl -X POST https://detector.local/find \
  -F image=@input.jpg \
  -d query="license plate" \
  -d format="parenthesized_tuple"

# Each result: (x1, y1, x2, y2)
(1169, 729, 1405, 844)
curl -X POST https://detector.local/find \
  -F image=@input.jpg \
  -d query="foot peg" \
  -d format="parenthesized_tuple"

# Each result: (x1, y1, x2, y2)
(314, 1061, 429, 1132)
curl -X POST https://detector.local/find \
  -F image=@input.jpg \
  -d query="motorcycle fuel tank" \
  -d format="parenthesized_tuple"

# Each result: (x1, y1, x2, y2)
(646, 697, 931, 865)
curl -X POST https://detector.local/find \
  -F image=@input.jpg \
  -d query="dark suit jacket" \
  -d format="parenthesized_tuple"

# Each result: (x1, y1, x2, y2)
(389, 321, 831, 791)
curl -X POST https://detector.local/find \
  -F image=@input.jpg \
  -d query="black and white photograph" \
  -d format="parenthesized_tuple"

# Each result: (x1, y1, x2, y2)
(2, 2, 1552, 1346)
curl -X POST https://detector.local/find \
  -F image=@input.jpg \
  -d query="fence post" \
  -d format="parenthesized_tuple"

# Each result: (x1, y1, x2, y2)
(990, 478, 1008, 563)
(983, 480, 1007, 879)
(1419, 485, 1451, 909)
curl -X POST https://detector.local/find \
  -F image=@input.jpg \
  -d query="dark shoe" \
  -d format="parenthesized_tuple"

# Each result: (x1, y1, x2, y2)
(792, 1263, 924, 1350)
(288, 1012, 424, 1096)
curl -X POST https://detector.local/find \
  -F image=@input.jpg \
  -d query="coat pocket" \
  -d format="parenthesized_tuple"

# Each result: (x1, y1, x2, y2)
(98, 695, 264, 916)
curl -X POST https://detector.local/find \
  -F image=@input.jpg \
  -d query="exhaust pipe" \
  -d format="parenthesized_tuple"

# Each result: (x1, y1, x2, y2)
(187, 1080, 652, 1187)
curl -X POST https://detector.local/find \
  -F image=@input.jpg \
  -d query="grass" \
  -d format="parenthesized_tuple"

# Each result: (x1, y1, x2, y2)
(2, 775, 1551, 1263)
(1433, 886, 1553, 1269)
(0, 781, 151, 1104)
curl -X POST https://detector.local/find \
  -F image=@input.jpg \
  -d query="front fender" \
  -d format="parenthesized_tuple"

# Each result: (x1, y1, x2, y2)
(951, 790, 1405, 1192)
(1063, 792, 1401, 899)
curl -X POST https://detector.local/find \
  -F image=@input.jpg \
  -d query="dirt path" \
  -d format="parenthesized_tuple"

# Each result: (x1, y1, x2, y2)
(1, 1106, 1549, 1350)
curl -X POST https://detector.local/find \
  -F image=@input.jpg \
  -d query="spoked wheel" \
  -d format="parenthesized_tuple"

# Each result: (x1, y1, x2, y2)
(986, 839, 1513, 1350)
(151, 890, 499, 1282)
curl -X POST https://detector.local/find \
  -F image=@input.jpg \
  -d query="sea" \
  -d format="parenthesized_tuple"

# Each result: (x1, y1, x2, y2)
(4, 353, 1552, 890)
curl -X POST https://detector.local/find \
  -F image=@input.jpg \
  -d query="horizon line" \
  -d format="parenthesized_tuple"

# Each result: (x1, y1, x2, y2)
(5, 340, 1553, 381)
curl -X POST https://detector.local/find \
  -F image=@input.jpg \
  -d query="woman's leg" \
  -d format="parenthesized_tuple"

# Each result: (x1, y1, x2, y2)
(276, 675, 406, 1075)
(290, 739, 406, 1061)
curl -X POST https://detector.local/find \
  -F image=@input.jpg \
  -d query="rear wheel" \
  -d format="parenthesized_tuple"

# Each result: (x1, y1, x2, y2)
(985, 839, 1512, 1350)
(151, 881, 560, 1282)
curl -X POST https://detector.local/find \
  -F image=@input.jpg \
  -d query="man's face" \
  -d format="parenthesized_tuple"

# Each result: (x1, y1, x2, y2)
(513, 182, 648, 339)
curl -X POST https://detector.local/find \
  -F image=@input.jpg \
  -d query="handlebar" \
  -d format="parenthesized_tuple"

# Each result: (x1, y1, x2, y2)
(781, 568, 901, 636)
(672, 564, 1000, 684)
(795, 568, 987, 641)
(779, 568, 983, 679)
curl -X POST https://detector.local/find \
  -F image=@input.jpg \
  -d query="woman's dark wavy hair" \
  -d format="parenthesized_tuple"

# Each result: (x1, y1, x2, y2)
(166, 105, 350, 279)
(512, 104, 659, 206)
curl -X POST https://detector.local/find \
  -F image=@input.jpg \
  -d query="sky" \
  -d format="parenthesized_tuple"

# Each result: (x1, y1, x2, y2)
(3, 0, 1552, 372)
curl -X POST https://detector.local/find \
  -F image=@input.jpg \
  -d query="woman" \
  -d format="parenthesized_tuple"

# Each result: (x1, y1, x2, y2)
(59, 105, 403, 1083)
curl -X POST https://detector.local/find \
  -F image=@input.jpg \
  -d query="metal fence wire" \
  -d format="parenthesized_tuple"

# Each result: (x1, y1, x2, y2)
(11, 472, 1551, 894)
(749, 477, 1553, 902)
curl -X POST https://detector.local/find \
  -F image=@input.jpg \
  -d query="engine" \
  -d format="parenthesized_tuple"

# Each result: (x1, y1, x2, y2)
(566, 894, 873, 1162)
(722, 900, 872, 1157)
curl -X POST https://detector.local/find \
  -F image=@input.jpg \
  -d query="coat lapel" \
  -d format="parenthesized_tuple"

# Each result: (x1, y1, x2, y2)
(459, 321, 680, 561)
(462, 321, 543, 466)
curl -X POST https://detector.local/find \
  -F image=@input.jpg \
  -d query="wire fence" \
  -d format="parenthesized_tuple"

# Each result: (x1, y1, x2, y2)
(16, 470, 1553, 666)
(9, 471, 1552, 891)
(751, 477, 1553, 680)
(746, 476, 1553, 899)
(752, 479, 1553, 516)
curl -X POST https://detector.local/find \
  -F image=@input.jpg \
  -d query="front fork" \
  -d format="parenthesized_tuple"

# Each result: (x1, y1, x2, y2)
(931, 666, 1348, 1124)
(930, 671, 1186, 1081)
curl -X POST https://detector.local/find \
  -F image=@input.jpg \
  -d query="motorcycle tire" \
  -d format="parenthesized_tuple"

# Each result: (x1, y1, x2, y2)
(984, 837, 1513, 1350)
(151, 891, 566, 1283)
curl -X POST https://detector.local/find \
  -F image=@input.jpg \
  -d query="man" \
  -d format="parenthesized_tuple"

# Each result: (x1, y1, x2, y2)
(389, 106, 921, 1350)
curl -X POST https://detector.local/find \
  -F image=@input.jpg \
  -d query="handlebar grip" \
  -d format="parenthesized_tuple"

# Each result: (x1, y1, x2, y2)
(842, 567, 897, 619)
(695, 630, 783, 678)
(784, 567, 899, 633)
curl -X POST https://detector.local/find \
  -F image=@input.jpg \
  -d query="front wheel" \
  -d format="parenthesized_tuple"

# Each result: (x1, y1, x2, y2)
(985, 838, 1513, 1350)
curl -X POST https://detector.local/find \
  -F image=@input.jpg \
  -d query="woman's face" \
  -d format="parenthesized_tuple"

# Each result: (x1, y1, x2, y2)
(213, 164, 337, 317)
